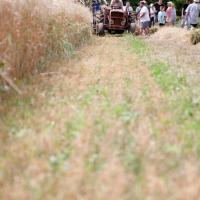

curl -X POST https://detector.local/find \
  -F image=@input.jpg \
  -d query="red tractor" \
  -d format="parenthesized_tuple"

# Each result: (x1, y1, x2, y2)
(93, 6, 136, 35)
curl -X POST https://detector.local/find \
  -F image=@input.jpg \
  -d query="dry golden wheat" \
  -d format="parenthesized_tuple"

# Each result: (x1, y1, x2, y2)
(0, 0, 91, 79)
(191, 30, 200, 45)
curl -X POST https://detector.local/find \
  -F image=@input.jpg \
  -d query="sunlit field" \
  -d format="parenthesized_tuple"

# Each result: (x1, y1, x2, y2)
(0, 0, 91, 79)
(1, 1, 200, 199)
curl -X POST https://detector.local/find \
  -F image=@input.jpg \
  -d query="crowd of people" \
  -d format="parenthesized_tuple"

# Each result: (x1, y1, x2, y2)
(92, 0, 200, 36)
(182, 0, 200, 29)
(135, 0, 177, 35)
(134, 0, 200, 35)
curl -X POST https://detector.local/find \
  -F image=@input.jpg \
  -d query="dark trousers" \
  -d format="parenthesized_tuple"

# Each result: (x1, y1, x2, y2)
(191, 24, 197, 28)
(150, 16, 155, 27)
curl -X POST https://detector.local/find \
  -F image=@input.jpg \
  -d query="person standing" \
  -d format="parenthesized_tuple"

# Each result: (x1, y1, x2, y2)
(92, 0, 101, 15)
(138, 1, 150, 36)
(181, 0, 190, 27)
(158, 5, 166, 26)
(171, 3, 177, 25)
(136, 3, 142, 20)
(110, 0, 123, 9)
(154, 0, 165, 22)
(166, 1, 173, 25)
(125, 1, 133, 15)
(182, 0, 190, 17)
(186, 0, 200, 29)
(150, 3, 156, 27)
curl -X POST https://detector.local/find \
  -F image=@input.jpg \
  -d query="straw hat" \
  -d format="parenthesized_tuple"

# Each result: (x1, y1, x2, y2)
(167, 1, 172, 4)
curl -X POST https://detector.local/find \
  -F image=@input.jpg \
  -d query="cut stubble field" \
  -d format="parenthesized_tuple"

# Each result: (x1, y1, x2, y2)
(1, 31, 200, 199)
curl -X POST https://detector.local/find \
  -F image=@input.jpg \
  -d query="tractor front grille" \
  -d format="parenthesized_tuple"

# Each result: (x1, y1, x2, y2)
(110, 11, 124, 18)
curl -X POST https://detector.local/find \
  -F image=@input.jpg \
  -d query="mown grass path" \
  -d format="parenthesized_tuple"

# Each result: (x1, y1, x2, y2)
(0, 35, 200, 199)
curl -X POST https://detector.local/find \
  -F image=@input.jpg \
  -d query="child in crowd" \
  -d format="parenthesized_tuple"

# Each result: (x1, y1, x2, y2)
(171, 3, 177, 25)
(158, 6, 166, 26)
(166, 1, 173, 25)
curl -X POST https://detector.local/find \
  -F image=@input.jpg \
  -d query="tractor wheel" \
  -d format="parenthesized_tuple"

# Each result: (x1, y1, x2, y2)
(129, 23, 136, 34)
(96, 23, 104, 36)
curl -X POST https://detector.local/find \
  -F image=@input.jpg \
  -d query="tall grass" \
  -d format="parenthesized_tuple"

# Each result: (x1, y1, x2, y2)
(0, 0, 91, 79)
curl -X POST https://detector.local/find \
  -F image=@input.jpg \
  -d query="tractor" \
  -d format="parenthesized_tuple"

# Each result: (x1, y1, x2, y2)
(93, 5, 136, 35)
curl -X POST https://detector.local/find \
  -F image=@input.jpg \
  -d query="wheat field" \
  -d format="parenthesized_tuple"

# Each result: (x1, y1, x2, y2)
(0, 0, 91, 79)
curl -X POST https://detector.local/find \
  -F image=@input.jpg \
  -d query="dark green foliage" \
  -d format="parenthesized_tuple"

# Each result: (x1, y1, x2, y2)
(101, 0, 185, 15)
(125, 0, 185, 16)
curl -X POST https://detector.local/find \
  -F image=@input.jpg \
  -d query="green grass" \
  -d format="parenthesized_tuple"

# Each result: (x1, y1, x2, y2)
(65, 111, 84, 140)
(2, 34, 200, 199)
(49, 150, 70, 173)
(113, 101, 139, 124)
(126, 35, 200, 157)
(119, 131, 144, 175)
(126, 36, 149, 56)
(151, 63, 200, 139)
(150, 62, 187, 94)
(0, 96, 36, 139)
(94, 116, 108, 137)
(86, 145, 103, 173)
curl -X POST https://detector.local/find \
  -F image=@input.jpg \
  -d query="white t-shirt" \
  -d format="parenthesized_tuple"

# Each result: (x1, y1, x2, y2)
(150, 7, 156, 17)
(186, 3, 200, 25)
(140, 6, 150, 22)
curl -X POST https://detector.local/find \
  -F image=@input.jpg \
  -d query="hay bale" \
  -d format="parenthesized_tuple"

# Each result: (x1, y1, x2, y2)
(148, 27, 191, 44)
(149, 27, 158, 34)
(191, 30, 200, 45)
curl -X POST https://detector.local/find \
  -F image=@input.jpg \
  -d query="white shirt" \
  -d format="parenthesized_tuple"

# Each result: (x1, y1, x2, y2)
(123, 6, 133, 14)
(150, 7, 156, 17)
(140, 6, 150, 22)
(186, 3, 200, 24)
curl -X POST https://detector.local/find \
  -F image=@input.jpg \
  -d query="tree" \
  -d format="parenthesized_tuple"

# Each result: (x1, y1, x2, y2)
(127, 0, 185, 16)
(78, 0, 185, 16)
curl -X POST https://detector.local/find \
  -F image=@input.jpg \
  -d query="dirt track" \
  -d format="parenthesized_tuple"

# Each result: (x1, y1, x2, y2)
(1, 35, 200, 199)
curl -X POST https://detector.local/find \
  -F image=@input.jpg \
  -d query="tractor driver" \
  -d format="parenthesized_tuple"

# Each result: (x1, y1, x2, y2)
(110, 0, 123, 9)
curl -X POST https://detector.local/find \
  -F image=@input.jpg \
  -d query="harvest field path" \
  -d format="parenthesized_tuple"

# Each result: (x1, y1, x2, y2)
(1, 35, 199, 199)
